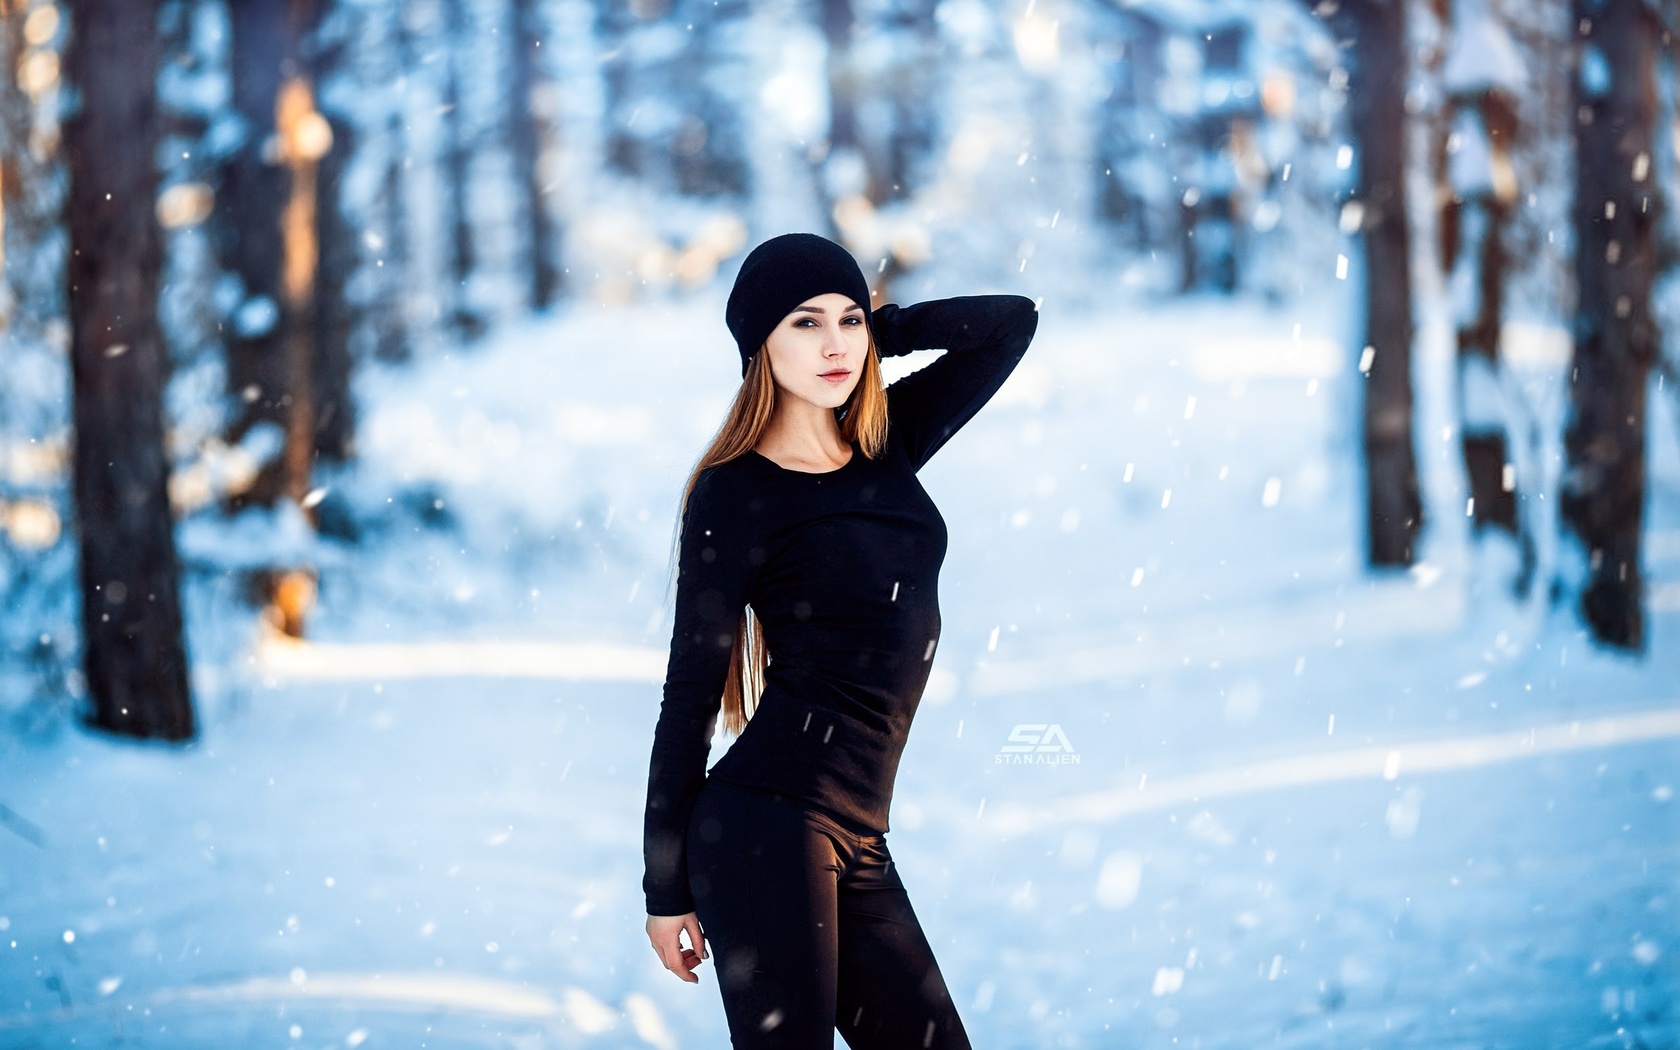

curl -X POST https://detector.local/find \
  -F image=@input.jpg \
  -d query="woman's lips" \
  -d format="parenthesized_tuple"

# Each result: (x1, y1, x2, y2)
(820, 370, 851, 382)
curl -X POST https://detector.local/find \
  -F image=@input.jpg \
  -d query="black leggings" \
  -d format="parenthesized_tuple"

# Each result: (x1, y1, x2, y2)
(686, 776, 973, 1049)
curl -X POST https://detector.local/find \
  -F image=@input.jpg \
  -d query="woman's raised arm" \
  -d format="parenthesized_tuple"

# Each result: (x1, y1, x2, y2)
(874, 294, 1040, 472)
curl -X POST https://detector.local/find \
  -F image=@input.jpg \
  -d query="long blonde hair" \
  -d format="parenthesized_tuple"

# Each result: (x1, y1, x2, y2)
(666, 329, 890, 737)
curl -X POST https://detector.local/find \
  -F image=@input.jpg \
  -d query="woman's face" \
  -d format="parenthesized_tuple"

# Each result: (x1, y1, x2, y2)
(761, 292, 869, 410)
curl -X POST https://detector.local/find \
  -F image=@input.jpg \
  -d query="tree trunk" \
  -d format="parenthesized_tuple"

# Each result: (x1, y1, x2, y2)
(364, 6, 414, 364)
(373, 107, 411, 361)
(1455, 189, 1516, 531)
(218, 0, 292, 457)
(1430, 0, 1532, 591)
(1345, 0, 1424, 566)
(672, 0, 751, 198)
(816, 0, 936, 301)
(311, 104, 357, 461)
(1560, 0, 1659, 650)
(1440, 106, 1521, 533)
(303, 2, 356, 462)
(275, 74, 320, 505)
(0, 6, 65, 338)
(62, 0, 195, 741)
(218, 0, 340, 500)
(442, 0, 486, 343)
(510, 0, 563, 311)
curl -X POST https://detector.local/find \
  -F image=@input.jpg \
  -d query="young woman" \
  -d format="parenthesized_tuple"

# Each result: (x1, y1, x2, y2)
(642, 232, 1039, 1047)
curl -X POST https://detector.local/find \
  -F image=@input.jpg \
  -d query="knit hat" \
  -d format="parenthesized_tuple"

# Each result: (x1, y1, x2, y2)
(725, 233, 872, 377)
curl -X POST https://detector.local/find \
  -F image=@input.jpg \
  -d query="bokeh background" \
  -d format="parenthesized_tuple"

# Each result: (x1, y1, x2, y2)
(1, 0, 1678, 1046)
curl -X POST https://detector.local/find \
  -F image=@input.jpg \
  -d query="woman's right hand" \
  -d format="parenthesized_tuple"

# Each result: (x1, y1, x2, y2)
(647, 911, 707, 983)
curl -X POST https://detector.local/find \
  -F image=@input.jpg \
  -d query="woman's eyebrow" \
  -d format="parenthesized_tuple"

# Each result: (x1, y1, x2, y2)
(791, 305, 864, 315)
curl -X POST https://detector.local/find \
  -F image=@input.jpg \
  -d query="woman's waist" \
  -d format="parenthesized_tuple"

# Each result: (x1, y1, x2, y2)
(703, 773, 884, 840)
(705, 684, 909, 836)
(762, 658, 928, 716)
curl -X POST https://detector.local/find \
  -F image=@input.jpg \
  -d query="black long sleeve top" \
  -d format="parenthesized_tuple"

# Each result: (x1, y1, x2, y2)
(642, 293, 1040, 917)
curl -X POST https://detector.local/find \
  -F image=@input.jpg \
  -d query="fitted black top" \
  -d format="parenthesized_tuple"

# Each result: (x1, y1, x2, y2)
(642, 294, 1040, 916)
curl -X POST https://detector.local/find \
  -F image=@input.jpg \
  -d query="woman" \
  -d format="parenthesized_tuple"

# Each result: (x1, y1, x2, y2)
(642, 232, 1039, 1047)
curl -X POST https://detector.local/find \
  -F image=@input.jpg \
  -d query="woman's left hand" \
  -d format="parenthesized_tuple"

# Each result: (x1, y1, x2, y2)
(646, 911, 707, 983)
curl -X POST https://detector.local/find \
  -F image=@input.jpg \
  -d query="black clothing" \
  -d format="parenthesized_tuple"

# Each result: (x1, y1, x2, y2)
(643, 293, 1040, 917)
(686, 777, 972, 1048)
(726, 232, 876, 375)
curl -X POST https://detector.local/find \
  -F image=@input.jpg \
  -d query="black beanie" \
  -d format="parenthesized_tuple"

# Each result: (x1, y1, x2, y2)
(725, 233, 873, 377)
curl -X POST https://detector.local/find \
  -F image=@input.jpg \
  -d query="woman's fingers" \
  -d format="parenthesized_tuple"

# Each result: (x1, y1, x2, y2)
(669, 943, 699, 982)
(687, 915, 708, 960)
(651, 933, 699, 982)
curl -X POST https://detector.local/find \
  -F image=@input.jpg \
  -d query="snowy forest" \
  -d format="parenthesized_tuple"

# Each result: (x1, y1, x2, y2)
(1, 0, 1678, 1045)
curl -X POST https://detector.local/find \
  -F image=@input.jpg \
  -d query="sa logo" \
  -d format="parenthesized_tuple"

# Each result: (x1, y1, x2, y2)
(996, 723, 1079, 765)
(999, 723, 1076, 753)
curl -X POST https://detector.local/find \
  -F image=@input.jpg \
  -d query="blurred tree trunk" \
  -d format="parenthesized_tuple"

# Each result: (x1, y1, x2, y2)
(213, 0, 333, 637)
(817, 0, 937, 301)
(302, 0, 356, 462)
(218, 0, 292, 472)
(816, 0, 857, 246)
(510, 0, 563, 310)
(273, 75, 321, 506)
(817, 0, 862, 250)
(1089, 10, 1167, 255)
(441, 0, 486, 342)
(1430, 0, 1531, 590)
(310, 100, 356, 461)
(0, 4, 64, 340)
(219, 0, 343, 500)
(62, 0, 195, 740)
(670, 0, 752, 198)
(1451, 189, 1519, 532)
(372, 106, 411, 361)
(1178, 26, 1252, 296)
(1560, 0, 1660, 650)
(1321, 0, 1424, 567)
(364, 2, 415, 363)
(599, 0, 752, 196)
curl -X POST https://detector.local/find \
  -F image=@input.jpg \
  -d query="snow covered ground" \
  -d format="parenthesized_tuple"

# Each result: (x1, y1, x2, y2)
(2, 290, 1677, 1048)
